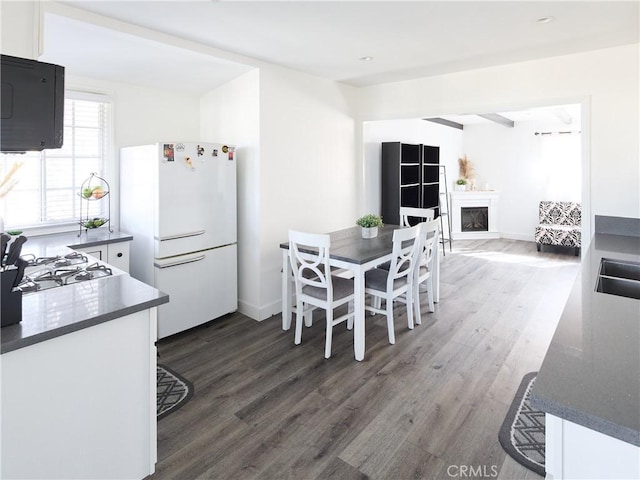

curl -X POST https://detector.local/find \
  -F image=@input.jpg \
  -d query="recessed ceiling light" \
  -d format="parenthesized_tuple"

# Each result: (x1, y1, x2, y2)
(359, 56, 373, 62)
(536, 16, 555, 24)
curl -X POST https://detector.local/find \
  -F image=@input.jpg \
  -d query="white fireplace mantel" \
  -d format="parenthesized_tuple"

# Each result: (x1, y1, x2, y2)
(449, 191, 500, 240)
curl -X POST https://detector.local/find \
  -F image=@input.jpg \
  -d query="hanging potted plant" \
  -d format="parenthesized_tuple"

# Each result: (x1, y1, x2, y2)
(356, 214, 383, 238)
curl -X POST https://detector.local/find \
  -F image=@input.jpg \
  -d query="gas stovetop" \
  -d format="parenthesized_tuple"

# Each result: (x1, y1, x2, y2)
(18, 252, 115, 294)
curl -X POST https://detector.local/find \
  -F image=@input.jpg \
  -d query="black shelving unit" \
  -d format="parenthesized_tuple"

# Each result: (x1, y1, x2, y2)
(381, 142, 440, 225)
(381, 142, 452, 254)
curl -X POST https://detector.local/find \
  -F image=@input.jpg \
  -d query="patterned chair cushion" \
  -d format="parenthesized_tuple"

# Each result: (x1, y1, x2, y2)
(539, 201, 581, 226)
(535, 201, 581, 248)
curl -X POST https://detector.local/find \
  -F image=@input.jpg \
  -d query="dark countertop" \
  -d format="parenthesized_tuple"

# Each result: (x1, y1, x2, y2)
(531, 232, 640, 446)
(18, 229, 134, 258)
(1, 276, 168, 354)
(1, 230, 168, 355)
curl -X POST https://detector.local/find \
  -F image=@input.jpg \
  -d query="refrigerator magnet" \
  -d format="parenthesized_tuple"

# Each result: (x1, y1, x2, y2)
(184, 156, 195, 171)
(228, 146, 235, 160)
(176, 143, 185, 152)
(212, 149, 218, 157)
(222, 145, 229, 154)
(163, 144, 175, 162)
(197, 145, 205, 157)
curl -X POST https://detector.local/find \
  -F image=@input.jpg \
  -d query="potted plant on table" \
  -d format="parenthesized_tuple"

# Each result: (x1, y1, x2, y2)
(356, 214, 383, 238)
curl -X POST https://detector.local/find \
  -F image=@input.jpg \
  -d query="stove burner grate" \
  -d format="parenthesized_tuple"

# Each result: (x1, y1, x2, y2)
(64, 252, 88, 262)
(18, 254, 115, 293)
(26, 256, 58, 267)
(86, 263, 113, 276)
(18, 279, 40, 293)
(26, 252, 89, 268)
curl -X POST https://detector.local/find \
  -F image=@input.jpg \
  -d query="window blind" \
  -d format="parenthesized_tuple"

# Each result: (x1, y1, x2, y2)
(0, 93, 111, 228)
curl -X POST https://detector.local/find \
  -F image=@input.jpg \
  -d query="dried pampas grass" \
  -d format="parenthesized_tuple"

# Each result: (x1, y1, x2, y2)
(458, 155, 474, 180)
(0, 161, 23, 199)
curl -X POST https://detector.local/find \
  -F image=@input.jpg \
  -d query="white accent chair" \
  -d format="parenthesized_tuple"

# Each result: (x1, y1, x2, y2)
(289, 230, 355, 359)
(364, 224, 423, 344)
(412, 219, 440, 323)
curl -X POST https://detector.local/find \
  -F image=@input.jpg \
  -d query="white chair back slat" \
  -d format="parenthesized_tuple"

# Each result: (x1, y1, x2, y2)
(288, 230, 332, 298)
(420, 219, 440, 269)
(388, 224, 423, 287)
(400, 207, 435, 227)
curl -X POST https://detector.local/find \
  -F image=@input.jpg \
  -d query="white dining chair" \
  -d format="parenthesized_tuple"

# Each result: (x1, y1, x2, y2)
(412, 219, 440, 323)
(289, 230, 355, 359)
(400, 206, 435, 226)
(287, 258, 353, 329)
(364, 224, 423, 344)
(372, 207, 435, 312)
(373, 207, 433, 275)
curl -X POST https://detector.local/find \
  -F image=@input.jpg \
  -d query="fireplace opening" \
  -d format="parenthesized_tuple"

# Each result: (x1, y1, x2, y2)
(461, 207, 489, 232)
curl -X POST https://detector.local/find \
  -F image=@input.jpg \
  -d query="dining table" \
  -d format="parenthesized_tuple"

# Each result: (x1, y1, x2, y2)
(280, 224, 440, 361)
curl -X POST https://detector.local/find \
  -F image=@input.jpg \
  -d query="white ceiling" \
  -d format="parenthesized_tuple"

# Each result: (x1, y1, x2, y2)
(42, 13, 254, 94)
(42, 0, 639, 95)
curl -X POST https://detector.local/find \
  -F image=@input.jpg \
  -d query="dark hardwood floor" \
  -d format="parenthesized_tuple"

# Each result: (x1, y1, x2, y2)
(152, 239, 580, 480)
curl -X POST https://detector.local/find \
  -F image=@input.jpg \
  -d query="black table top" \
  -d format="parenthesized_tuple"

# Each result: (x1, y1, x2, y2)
(280, 225, 399, 265)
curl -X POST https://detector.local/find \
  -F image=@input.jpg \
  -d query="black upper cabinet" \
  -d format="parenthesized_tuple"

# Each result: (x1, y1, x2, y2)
(381, 142, 440, 225)
(1, 55, 65, 152)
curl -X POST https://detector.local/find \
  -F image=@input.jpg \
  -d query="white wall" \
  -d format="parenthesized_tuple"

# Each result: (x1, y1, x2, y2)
(462, 119, 581, 241)
(358, 44, 640, 242)
(200, 65, 359, 321)
(362, 118, 464, 216)
(66, 75, 201, 230)
(200, 69, 261, 319)
(1, 1, 39, 59)
(258, 65, 359, 319)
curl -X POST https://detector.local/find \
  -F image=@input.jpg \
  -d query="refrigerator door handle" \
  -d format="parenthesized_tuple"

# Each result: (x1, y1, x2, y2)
(155, 230, 206, 242)
(154, 255, 206, 269)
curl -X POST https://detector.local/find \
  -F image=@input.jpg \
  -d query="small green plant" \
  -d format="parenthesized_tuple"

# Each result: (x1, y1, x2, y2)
(356, 214, 383, 228)
(455, 178, 468, 185)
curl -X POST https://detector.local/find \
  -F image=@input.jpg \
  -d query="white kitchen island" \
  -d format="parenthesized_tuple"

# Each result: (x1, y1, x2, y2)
(1, 236, 168, 479)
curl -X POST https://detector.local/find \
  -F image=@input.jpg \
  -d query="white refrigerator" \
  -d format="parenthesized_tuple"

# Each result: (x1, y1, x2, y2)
(120, 142, 237, 338)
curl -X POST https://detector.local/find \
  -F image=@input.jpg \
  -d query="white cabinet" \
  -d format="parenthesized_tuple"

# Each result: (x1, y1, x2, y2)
(74, 241, 130, 273)
(1, 309, 158, 479)
(106, 241, 130, 272)
(77, 244, 107, 261)
(545, 414, 640, 479)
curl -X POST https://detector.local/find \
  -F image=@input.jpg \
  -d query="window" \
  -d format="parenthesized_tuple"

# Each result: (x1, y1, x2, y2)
(538, 131, 581, 202)
(0, 92, 112, 229)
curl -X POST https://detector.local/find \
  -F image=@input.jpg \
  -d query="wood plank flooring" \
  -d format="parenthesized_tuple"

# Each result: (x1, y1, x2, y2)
(152, 239, 580, 480)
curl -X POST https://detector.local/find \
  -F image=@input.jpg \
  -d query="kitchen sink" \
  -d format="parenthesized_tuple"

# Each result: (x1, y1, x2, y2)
(595, 258, 640, 300)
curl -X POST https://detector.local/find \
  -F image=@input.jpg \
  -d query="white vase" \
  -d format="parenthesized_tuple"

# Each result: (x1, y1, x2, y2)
(361, 226, 378, 238)
(455, 184, 467, 192)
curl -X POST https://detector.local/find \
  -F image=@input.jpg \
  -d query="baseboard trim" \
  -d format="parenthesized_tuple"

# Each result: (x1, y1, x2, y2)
(238, 299, 281, 322)
(452, 231, 500, 240)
